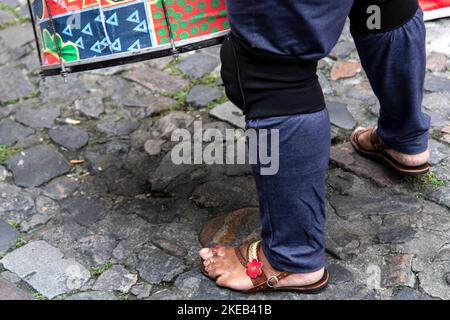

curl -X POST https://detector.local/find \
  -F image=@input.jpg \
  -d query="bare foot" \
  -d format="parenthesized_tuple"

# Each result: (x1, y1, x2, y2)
(199, 246, 325, 291)
(351, 127, 429, 167)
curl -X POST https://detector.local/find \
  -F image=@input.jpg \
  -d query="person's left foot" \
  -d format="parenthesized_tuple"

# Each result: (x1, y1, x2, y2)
(199, 246, 325, 291)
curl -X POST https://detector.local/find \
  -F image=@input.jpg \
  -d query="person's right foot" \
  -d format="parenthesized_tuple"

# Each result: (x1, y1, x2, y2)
(351, 127, 429, 167)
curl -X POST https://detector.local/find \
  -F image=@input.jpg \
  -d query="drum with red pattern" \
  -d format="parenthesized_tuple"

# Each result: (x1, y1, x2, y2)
(28, 0, 230, 76)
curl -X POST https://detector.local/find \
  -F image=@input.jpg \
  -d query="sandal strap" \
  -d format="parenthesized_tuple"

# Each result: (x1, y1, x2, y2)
(370, 128, 388, 151)
(243, 241, 292, 294)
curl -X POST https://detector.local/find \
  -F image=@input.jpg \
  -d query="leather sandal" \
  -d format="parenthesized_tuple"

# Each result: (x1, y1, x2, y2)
(200, 241, 329, 294)
(351, 127, 430, 176)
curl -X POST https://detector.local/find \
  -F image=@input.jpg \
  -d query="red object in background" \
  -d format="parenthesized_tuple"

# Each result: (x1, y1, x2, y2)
(420, 0, 450, 21)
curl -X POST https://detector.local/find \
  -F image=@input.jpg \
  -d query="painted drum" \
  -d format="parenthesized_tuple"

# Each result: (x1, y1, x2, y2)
(28, 0, 230, 76)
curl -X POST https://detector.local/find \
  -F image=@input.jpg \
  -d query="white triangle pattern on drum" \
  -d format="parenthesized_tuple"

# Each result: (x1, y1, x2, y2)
(75, 37, 85, 49)
(62, 24, 73, 37)
(111, 38, 122, 51)
(90, 40, 103, 54)
(126, 10, 140, 23)
(134, 20, 147, 33)
(127, 39, 141, 51)
(106, 12, 119, 26)
(81, 23, 93, 36)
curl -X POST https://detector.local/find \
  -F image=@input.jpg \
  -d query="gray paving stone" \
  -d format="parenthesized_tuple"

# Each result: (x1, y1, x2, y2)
(1, 241, 90, 299)
(186, 85, 223, 108)
(144, 139, 165, 156)
(329, 41, 356, 60)
(1, 270, 21, 283)
(174, 268, 231, 300)
(5, 145, 71, 187)
(137, 245, 187, 285)
(425, 75, 450, 93)
(428, 139, 450, 165)
(0, 119, 34, 147)
(0, 165, 9, 182)
(176, 53, 220, 78)
(124, 66, 189, 93)
(0, 10, 15, 24)
(93, 265, 137, 293)
(130, 283, 152, 299)
(49, 125, 89, 151)
(155, 110, 194, 138)
(15, 105, 60, 129)
(0, 66, 34, 104)
(0, 23, 34, 49)
(74, 97, 105, 119)
(209, 101, 245, 129)
(96, 116, 139, 137)
(0, 219, 19, 252)
(65, 291, 117, 300)
(327, 101, 357, 130)
(0, 182, 35, 223)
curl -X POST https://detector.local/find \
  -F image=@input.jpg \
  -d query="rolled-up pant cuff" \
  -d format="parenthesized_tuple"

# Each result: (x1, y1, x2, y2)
(261, 241, 326, 274)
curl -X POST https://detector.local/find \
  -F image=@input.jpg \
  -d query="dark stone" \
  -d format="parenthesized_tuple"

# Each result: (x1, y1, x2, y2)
(15, 105, 60, 129)
(137, 245, 187, 285)
(84, 139, 129, 174)
(42, 176, 79, 200)
(0, 66, 34, 103)
(49, 125, 89, 150)
(328, 264, 354, 285)
(61, 195, 108, 227)
(0, 277, 34, 300)
(5, 145, 71, 188)
(176, 53, 219, 78)
(191, 178, 258, 210)
(327, 101, 356, 130)
(119, 198, 178, 224)
(376, 226, 416, 244)
(0, 220, 19, 252)
(393, 288, 435, 300)
(149, 150, 208, 193)
(331, 143, 402, 187)
(425, 75, 450, 93)
(186, 85, 223, 108)
(0, 119, 34, 147)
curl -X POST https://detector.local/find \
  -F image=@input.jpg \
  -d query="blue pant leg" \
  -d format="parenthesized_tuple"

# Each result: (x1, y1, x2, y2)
(351, 9, 430, 154)
(246, 109, 330, 273)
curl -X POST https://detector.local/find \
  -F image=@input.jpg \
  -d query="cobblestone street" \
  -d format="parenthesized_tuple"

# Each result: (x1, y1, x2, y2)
(1, 0, 450, 300)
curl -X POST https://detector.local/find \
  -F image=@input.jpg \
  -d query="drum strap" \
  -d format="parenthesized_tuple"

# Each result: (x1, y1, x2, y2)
(97, 0, 113, 53)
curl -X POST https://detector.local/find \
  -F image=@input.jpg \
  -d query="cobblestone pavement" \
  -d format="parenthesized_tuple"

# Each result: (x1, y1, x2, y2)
(1, 1, 450, 300)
